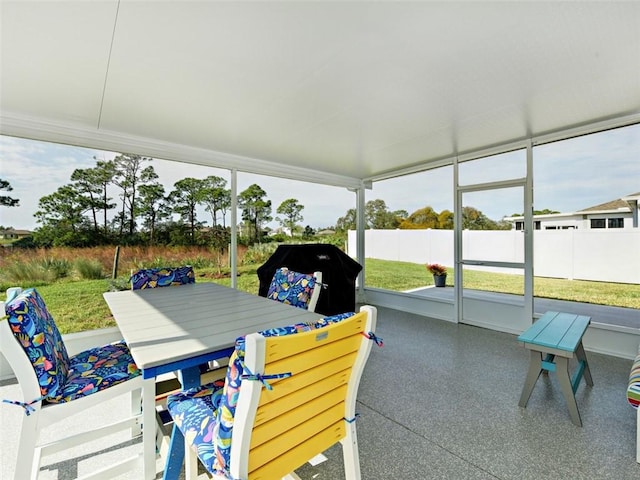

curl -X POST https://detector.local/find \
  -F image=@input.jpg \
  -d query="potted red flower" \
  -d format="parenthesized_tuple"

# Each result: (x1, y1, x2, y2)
(426, 263, 447, 287)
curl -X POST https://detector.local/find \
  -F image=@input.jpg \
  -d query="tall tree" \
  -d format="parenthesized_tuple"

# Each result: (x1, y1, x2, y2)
(437, 209, 454, 229)
(200, 176, 230, 227)
(456, 206, 509, 230)
(112, 154, 154, 235)
(138, 183, 170, 245)
(462, 206, 497, 230)
(336, 208, 356, 232)
(171, 177, 205, 244)
(392, 209, 409, 224)
(336, 200, 404, 232)
(276, 198, 304, 237)
(70, 167, 105, 233)
(217, 188, 231, 228)
(35, 185, 89, 235)
(399, 206, 439, 229)
(365, 199, 402, 229)
(238, 184, 272, 243)
(0, 178, 19, 207)
(92, 159, 118, 234)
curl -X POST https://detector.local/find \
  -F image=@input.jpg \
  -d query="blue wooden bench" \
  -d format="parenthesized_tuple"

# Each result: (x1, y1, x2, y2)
(517, 311, 593, 426)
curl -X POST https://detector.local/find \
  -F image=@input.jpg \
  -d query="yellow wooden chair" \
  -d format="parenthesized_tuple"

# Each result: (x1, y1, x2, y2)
(168, 305, 379, 479)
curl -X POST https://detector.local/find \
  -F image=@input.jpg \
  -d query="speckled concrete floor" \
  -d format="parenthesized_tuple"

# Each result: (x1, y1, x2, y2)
(297, 306, 639, 480)
(1, 306, 638, 479)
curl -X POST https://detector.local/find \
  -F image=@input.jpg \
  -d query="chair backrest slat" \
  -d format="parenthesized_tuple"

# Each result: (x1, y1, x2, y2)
(249, 405, 346, 479)
(251, 385, 347, 446)
(253, 354, 355, 424)
(261, 315, 364, 364)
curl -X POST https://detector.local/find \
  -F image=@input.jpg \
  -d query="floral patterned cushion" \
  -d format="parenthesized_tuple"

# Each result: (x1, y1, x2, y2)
(5, 288, 141, 406)
(130, 265, 195, 290)
(266, 267, 317, 310)
(5, 288, 71, 399)
(167, 380, 225, 469)
(46, 340, 141, 403)
(168, 312, 355, 477)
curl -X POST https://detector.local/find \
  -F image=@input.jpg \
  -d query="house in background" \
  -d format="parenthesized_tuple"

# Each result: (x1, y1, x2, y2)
(0, 229, 32, 240)
(508, 192, 640, 230)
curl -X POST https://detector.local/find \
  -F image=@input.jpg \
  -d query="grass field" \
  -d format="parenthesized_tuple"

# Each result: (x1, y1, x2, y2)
(1, 251, 638, 334)
(364, 258, 640, 307)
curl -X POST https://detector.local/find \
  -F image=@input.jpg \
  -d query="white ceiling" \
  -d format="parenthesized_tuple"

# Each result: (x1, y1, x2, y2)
(1, 1, 639, 187)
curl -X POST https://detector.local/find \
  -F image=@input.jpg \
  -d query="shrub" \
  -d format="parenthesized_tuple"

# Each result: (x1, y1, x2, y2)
(109, 277, 131, 291)
(270, 233, 288, 243)
(75, 259, 105, 280)
(39, 258, 72, 279)
(242, 243, 279, 266)
(0, 261, 58, 285)
(315, 234, 347, 249)
(180, 254, 213, 269)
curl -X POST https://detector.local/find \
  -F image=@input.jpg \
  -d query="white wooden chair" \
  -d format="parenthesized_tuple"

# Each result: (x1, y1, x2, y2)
(266, 267, 323, 312)
(167, 305, 379, 479)
(0, 287, 152, 479)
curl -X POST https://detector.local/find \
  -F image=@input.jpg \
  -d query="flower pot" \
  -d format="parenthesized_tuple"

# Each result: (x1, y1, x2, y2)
(433, 274, 446, 287)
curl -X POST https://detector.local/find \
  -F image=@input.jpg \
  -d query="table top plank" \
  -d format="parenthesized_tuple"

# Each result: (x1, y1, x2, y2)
(518, 311, 591, 353)
(104, 282, 324, 373)
(517, 311, 558, 344)
(533, 312, 577, 349)
(557, 315, 591, 351)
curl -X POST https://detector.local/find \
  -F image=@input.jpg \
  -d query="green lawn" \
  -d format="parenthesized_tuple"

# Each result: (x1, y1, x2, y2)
(365, 258, 640, 308)
(2, 258, 638, 334)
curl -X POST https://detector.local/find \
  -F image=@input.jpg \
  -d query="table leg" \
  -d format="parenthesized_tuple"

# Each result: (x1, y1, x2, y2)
(142, 378, 157, 479)
(162, 365, 201, 480)
(519, 350, 543, 408)
(576, 342, 593, 386)
(555, 356, 582, 427)
(163, 424, 185, 480)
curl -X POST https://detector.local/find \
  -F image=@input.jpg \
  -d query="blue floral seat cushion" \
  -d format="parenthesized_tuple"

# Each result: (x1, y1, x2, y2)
(5, 288, 141, 406)
(130, 265, 195, 290)
(46, 340, 141, 403)
(167, 311, 355, 477)
(266, 267, 317, 309)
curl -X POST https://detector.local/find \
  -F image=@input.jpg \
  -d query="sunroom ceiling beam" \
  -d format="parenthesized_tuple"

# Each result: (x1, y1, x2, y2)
(0, 113, 364, 190)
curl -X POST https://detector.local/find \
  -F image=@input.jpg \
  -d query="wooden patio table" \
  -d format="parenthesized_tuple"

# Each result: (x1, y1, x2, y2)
(517, 311, 593, 426)
(104, 282, 322, 480)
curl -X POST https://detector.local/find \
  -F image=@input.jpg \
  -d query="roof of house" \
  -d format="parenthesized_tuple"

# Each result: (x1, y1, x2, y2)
(578, 192, 640, 213)
(505, 192, 638, 221)
(0, 229, 32, 235)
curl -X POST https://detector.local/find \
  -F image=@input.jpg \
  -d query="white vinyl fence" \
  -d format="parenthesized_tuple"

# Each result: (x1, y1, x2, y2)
(348, 229, 640, 284)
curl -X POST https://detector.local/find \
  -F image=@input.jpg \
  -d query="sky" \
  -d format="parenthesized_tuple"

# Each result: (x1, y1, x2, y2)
(1, 123, 638, 231)
(0, 136, 355, 231)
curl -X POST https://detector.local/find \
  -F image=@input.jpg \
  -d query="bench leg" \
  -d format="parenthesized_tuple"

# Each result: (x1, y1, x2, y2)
(575, 342, 593, 386)
(519, 350, 543, 408)
(556, 356, 582, 427)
